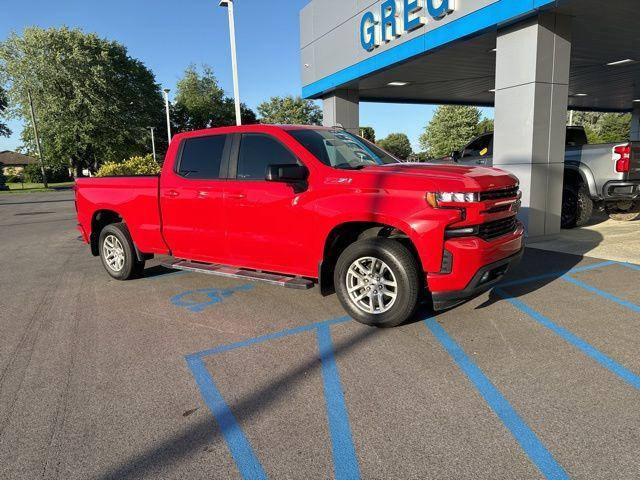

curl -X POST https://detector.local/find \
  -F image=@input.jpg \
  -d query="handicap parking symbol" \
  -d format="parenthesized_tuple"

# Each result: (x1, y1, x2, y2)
(171, 284, 254, 313)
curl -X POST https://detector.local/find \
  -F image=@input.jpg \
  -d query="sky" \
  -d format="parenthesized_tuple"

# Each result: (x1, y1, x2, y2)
(0, 0, 490, 153)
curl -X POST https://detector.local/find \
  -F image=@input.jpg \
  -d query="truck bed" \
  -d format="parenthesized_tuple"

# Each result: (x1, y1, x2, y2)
(75, 176, 168, 254)
(566, 141, 640, 199)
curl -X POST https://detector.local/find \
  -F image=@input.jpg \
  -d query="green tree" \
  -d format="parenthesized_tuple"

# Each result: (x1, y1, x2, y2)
(419, 105, 481, 158)
(378, 133, 413, 159)
(359, 126, 375, 142)
(475, 117, 494, 135)
(257, 95, 322, 125)
(172, 65, 256, 131)
(595, 113, 631, 143)
(0, 27, 165, 176)
(0, 86, 10, 137)
(569, 111, 631, 143)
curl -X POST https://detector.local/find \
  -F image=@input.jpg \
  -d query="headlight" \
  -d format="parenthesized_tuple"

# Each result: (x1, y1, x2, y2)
(426, 192, 479, 208)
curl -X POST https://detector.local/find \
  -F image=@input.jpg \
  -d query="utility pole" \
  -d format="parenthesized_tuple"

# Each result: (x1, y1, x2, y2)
(163, 88, 172, 143)
(27, 89, 48, 188)
(220, 0, 242, 125)
(149, 127, 157, 162)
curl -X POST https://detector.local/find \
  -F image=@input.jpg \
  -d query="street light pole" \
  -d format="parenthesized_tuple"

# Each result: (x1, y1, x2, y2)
(149, 127, 157, 162)
(27, 89, 48, 187)
(163, 88, 172, 143)
(219, 0, 242, 126)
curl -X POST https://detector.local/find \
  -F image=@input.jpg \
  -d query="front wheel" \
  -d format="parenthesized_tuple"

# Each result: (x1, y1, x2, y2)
(99, 223, 145, 280)
(606, 200, 640, 222)
(334, 238, 420, 328)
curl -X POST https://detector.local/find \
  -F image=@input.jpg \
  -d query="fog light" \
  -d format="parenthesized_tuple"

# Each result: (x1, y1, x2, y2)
(480, 272, 491, 284)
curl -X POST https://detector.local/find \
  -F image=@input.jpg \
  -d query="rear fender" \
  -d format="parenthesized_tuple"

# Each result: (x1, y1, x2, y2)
(90, 210, 149, 262)
(565, 164, 597, 198)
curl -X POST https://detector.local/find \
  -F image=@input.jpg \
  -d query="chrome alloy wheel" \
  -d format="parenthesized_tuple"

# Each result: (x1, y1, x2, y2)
(345, 256, 398, 314)
(103, 234, 125, 272)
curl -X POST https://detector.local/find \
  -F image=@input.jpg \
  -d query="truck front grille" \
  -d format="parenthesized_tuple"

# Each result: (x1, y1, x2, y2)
(479, 186, 519, 201)
(478, 216, 518, 241)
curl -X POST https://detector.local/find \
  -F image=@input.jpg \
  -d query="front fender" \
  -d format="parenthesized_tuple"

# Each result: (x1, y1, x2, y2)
(320, 211, 454, 274)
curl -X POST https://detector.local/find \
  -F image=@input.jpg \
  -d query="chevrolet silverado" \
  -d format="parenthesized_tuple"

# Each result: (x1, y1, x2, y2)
(75, 125, 524, 327)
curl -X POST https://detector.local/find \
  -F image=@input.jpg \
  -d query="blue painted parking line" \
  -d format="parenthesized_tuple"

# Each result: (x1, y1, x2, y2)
(186, 355, 267, 480)
(316, 324, 361, 480)
(561, 275, 640, 314)
(497, 261, 616, 289)
(620, 261, 640, 271)
(496, 289, 640, 390)
(424, 318, 569, 480)
(189, 316, 350, 359)
(184, 316, 356, 479)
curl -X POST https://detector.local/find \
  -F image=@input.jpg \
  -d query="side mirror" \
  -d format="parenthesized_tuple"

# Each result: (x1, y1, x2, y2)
(266, 164, 309, 183)
(451, 151, 461, 162)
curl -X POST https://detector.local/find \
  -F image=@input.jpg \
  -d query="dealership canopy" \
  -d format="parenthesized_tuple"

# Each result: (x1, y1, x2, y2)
(300, 0, 640, 237)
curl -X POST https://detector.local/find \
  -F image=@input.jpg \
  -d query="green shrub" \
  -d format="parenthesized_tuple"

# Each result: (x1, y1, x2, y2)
(23, 162, 72, 183)
(0, 162, 7, 190)
(96, 154, 160, 177)
(7, 173, 23, 183)
(23, 164, 43, 183)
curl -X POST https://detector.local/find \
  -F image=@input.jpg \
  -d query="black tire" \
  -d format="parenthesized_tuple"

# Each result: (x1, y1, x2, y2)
(98, 223, 145, 280)
(561, 183, 593, 228)
(606, 200, 640, 222)
(334, 237, 419, 328)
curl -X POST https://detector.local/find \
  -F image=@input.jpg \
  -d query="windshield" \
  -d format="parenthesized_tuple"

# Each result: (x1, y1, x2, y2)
(288, 129, 400, 169)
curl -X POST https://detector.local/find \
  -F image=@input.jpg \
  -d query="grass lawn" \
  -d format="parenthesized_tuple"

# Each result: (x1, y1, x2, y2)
(1, 181, 75, 193)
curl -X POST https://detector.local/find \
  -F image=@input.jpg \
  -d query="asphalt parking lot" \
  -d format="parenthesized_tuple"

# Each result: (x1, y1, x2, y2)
(1, 191, 639, 480)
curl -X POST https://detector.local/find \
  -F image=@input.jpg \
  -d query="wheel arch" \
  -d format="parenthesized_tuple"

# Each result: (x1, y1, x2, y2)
(564, 164, 597, 198)
(90, 210, 148, 262)
(318, 220, 422, 296)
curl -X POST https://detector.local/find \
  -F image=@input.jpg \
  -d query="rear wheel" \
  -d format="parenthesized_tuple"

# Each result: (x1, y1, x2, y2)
(99, 223, 145, 280)
(334, 237, 419, 328)
(561, 183, 593, 228)
(606, 200, 640, 222)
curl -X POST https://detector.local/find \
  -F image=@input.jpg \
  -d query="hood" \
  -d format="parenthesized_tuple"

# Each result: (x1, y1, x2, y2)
(361, 163, 519, 191)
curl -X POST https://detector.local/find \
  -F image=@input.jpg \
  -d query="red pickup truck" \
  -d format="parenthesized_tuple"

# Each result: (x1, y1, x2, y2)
(75, 125, 524, 327)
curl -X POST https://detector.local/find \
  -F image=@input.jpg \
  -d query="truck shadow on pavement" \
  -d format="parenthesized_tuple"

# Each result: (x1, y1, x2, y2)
(476, 228, 605, 310)
(139, 264, 184, 279)
(92, 326, 379, 480)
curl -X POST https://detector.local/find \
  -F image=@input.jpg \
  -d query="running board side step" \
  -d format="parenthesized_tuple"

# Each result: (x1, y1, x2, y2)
(162, 260, 315, 290)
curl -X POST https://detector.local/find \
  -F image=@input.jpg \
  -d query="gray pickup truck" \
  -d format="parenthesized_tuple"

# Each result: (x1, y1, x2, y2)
(442, 126, 640, 228)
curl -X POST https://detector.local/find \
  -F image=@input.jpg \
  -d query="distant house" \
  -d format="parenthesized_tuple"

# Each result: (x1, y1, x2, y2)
(0, 150, 38, 175)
